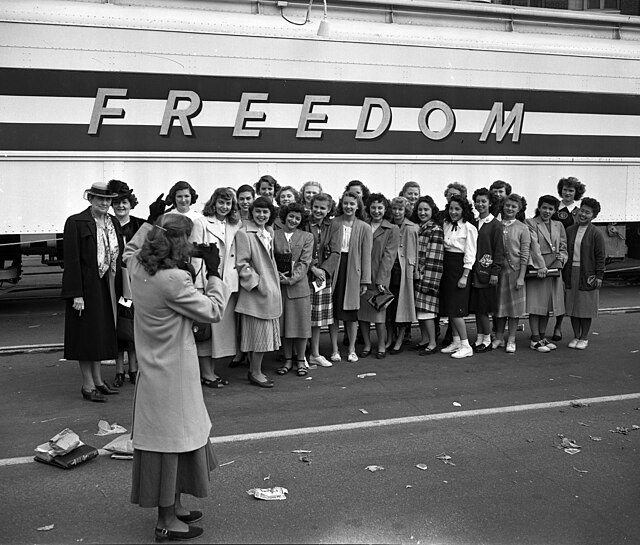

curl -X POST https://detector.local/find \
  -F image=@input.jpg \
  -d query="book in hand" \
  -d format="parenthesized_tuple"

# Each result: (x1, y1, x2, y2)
(34, 444, 99, 469)
(274, 252, 292, 277)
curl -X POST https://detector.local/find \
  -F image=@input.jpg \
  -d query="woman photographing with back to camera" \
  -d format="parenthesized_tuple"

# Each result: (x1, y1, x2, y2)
(124, 204, 230, 543)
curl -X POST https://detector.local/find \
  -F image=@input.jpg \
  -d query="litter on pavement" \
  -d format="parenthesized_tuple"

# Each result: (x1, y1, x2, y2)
(247, 487, 288, 500)
(37, 525, 54, 531)
(95, 420, 127, 436)
(365, 465, 385, 472)
(359, 409, 369, 414)
(416, 463, 428, 470)
(436, 454, 456, 466)
(357, 373, 377, 378)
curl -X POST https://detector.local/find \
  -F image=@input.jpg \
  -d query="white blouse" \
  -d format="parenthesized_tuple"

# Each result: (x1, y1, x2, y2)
(443, 221, 478, 270)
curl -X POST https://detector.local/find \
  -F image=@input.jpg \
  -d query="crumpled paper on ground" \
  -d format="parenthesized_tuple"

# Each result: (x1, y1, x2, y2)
(247, 487, 288, 500)
(95, 420, 127, 436)
(102, 434, 133, 455)
(35, 429, 83, 460)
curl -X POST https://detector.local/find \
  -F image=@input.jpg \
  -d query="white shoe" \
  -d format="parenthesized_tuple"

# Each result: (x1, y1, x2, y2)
(330, 352, 341, 363)
(541, 339, 557, 350)
(309, 354, 333, 367)
(506, 341, 516, 353)
(575, 339, 589, 350)
(451, 345, 473, 359)
(530, 340, 551, 353)
(440, 343, 461, 354)
(347, 352, 358, 363)
(568, 338, 579, 349)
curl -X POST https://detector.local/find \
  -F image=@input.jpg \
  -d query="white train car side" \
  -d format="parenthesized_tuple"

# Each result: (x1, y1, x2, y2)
(1, 0, 639, 281)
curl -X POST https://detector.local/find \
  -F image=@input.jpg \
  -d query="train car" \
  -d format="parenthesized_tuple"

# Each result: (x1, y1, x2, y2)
(1, 0, 639, 284)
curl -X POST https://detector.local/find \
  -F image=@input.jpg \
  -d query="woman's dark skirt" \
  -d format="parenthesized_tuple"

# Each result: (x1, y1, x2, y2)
(131, 441, 218, 508)
(439, 252, 470, 318)
(386, 258, 408, 325)
(333, 252, 358, 322)
(469, 284, 498, 314)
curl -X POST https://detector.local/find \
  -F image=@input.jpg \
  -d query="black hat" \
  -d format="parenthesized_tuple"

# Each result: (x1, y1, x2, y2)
(108, 180, 134, 202)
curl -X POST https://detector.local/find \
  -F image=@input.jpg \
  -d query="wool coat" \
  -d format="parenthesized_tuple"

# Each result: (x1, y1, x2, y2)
(273, 229, 314, 299)
(358, 219, 401, 322)
(123, 223, 231, 453)
(394, 218, 419, 323)
(235, 221, 282, 319)
(414, 221, 444, 314)
(61, 206, 124, 361)
(526, 217, 568, 270)
(322, 216, 372, 311)
(190, 215, 240, 292)
(563, 223, 606, 291)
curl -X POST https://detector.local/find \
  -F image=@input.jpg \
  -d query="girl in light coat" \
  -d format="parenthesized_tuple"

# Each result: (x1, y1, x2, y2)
(190, 187, 241, 387)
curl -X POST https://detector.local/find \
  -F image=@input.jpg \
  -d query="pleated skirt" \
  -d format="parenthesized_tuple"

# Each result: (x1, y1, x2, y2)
(496, 267, 526, 318)
(131, 440, 217, 508)
(439, 252, 471, 318)
(239, 314, 281, 353)
(565, 266, 599, 319)
(311, 284, 334, 327)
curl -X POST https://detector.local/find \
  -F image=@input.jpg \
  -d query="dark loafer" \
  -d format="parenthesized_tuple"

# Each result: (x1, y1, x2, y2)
(155, 525, 203, 542)
(248, 373, 274, 388)
(95, 382, 119, 395)
(114, 373, 125, 388)
(419, 346, 438, 356)
(176, 510, 203, 524)
(81, 388, 107, 402)
(376, 350, 386, 359)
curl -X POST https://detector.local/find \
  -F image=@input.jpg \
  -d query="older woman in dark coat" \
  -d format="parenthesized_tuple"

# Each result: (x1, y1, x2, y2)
(62, 181, 124, 402)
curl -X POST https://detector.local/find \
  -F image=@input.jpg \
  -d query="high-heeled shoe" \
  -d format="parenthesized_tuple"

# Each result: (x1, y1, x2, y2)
(114, 373, 125, 388)
(81, 388, 107, 402)
(95, 381, 120, 395)
(229, 353, 248, 368)
(155, 525, 203, 542)
(129, 371, 137, 384)
(248, 373, 274, 388)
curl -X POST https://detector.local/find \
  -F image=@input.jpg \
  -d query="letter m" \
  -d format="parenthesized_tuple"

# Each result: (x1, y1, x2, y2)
(480, 103, 524, 143)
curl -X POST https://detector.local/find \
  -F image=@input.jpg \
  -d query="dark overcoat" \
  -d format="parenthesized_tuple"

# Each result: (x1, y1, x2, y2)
(61, 206, 124, 360)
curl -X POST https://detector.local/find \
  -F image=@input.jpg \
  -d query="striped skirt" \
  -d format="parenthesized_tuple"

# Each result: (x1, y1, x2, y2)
(239, 314, 281, 353)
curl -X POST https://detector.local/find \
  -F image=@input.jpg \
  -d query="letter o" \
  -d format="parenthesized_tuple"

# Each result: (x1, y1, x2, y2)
(418, 100, 455, 141)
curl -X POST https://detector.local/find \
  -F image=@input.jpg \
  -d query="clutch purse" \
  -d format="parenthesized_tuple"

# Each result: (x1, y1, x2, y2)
(274, 252, 292, 277)
(367, 289, 395, 312)
(525, 267, 561, 278)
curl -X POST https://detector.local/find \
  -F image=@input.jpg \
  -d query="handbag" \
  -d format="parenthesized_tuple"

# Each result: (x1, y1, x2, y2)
(192, 320, 211, 342)
(116, 304, 134, 342)
(367, 288, 395, 312)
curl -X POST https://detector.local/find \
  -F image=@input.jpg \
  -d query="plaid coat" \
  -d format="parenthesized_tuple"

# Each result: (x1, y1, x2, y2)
(414, 221, 444, 314)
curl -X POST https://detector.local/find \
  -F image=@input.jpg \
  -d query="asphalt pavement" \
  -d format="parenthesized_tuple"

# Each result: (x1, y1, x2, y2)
(1, 297, 640, 544)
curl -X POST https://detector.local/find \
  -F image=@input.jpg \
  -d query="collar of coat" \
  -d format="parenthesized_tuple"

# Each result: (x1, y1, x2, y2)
(244, 221, 274, 235)
(370, 218, 395, 234)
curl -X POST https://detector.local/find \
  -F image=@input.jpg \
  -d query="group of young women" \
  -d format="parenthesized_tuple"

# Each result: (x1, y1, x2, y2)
(162, 174, 606, 389)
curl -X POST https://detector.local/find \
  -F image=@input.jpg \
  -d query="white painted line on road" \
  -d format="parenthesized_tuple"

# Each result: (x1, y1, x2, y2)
(2, 392, 639, 468)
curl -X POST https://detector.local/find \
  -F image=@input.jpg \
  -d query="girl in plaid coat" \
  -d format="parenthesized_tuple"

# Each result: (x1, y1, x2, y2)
(410, 196, 444, 355)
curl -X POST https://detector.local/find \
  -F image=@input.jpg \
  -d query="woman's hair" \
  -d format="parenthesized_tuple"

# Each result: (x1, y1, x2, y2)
(202, 187, 240, 224)
(409, 195, 440, 224)
(278, 202, 309, 229)
(366, 193, 392, 221)
(236, 184, 255, 197)
(255, 174, 280, 195)
(557, 176, 586, 201)
(343, 180, 371, 204)
(534, 194, 560, 217)
(249, 196, 276, 226)
(504, 193, 528, 221)
(336, 190, 365, 219)
(390, 196, 412, 217)
(108, 179, 139, 209)
(444, 194, 475, 224)
(166, 181, 198, 206)
(472, 187, 491, 202)
(275, 185, 300, 205)
(300, 181, 323, 201)
(489, 180, 512, 195)
(444, 182, 468, 201)
(137, 214, 194, 276)
(310, 192, 336, 217)
(580, 197, 601, 218)
(399, 181, 421, 197)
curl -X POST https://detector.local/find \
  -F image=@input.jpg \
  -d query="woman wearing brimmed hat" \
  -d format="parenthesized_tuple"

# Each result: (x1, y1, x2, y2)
(61, 181, 124, 402)
(108, 179, 145, 387)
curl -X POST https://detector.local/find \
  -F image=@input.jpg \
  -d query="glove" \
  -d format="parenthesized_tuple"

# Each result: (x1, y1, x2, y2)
(197, 243, 221, 279)
(147, 193, 166, 224)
